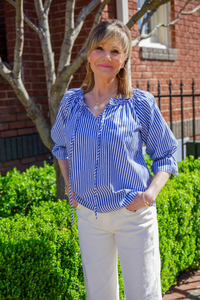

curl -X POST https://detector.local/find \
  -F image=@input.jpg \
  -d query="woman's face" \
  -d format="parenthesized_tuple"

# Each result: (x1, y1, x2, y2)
(87, 41, 126, 81)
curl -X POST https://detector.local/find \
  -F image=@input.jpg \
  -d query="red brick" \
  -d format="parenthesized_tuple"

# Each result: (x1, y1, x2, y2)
(0, 108, 8, 114)
(3, 160, 20, 168)
(0, 169, 10, 176)
(8, 106, 26, 114)
(0, 123, 9, 131)
(0, 114, 17, 122)
(9, 121, 26, 129)
(17, 128, 34, 135)
(0, 91, 7, 99)
(36, 154, 51, 161)
(0, 130, 18, 138)
(21, 157, 36, 165)
(17, 113, 29, 121)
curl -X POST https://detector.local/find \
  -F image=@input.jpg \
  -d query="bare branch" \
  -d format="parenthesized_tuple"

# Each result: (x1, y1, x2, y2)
(57, 0, 76, 73)
(132, 0, 200, 47)
(126, 0, 160, 29)
(182, 4, 200, 15)
(140, 0, 171, 34)
(58, 0, 110, 80)
(0, 58, 12, 83)
(74, 0, 101, 29)
(91, 0, 110, 29)
(13, 0, 24, 78)
(33, 0, 56, 106)
(6, 0, 39, 34)
(57, 0, 103, 75)
(0, 59, 54, 149)
(43, 0, 52, 16)
(62, 0, 111, 79)
(34, 0, 44, 16)
(74, 0, 101, 36)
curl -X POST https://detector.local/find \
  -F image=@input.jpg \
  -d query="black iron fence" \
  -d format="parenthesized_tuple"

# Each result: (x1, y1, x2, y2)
(1, 80, 200, 164)
(136, 79, 200, 160)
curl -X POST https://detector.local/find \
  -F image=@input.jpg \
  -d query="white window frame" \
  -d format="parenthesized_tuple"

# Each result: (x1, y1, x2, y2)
(138, 1, 170, 49)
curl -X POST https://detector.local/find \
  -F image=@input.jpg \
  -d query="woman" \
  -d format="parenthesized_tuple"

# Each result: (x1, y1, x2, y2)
(51, 19, 178, 300)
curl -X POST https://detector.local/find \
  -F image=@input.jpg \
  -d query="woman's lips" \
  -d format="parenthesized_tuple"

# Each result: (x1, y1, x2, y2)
(99, 64, 112, 68)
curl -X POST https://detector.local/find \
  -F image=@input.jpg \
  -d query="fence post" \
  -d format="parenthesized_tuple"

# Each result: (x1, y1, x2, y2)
(147, 81, 150, 92)
(192, 78, 196, 158)
(169, 79, 173, 131)
(180, 79, 184, 160)
(158, 80, 161, 110)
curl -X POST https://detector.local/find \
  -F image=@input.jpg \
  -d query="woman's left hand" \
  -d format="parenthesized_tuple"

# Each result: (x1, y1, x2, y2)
(125, 191, 154, 212)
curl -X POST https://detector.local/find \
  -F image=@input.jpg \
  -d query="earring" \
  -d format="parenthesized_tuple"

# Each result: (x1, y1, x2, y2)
(117, 67, 127, 80)
(86, 61, 93, 74)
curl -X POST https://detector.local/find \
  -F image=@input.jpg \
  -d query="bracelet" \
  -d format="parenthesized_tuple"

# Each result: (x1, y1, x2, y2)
(64, 183, 69, 189)
(143, 193, 150, 207)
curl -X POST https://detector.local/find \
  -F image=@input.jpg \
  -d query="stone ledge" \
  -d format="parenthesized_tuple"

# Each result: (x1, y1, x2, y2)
(140, 47, 177, 61)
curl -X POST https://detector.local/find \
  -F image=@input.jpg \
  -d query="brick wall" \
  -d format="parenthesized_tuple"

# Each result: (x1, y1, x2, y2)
(0, 0, 7, 62)
(129, 0, 200, 126)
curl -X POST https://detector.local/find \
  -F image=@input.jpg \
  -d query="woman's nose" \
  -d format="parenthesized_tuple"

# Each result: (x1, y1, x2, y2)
(102, 51, 111, 60)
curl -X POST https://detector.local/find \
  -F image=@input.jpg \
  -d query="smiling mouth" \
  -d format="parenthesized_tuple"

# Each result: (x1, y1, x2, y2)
(99, 64, 112, 68)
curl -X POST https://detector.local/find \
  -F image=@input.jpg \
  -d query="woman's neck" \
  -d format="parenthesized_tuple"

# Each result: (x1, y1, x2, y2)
(93, 77, 117, 98)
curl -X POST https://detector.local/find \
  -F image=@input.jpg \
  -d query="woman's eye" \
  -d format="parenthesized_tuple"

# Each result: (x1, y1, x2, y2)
(112, 49, 119, 53)
(96, 46, 103, 50)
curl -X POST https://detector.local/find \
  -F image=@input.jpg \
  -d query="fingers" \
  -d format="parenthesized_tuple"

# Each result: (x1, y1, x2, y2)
(72, 199, 78, 208)
(125, 192, 145, 211)
(65, 188, 78, 208)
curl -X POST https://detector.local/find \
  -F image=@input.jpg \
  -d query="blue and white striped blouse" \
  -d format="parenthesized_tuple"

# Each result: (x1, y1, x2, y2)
(51, 88, 178, 220)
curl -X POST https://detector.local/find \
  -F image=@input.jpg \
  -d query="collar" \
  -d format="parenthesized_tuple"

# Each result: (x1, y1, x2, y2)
(76, 88, 129, 107)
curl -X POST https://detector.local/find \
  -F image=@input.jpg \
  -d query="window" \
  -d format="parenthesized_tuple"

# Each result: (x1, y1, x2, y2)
(138, 0, 170, 49)
(138, 1, 177, 61)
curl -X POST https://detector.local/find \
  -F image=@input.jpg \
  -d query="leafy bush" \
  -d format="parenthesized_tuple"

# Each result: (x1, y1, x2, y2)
(0, 162, 56, 218)
(0, 201, 85, 300)
(0, 156, 199, 298)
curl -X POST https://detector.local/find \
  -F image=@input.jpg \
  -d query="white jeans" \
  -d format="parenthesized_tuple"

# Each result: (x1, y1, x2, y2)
(76, 204, 162, 300)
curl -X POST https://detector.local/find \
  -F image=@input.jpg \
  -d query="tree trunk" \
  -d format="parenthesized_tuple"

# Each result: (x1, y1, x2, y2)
(53, 157, 66, 201)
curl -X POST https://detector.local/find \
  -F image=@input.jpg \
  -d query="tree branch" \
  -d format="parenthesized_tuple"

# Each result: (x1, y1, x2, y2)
(0, 58, 12, 83)
(126, 0, 161, 29)
(57, 0, 76, 73)
(58, 0, 110, 83)
(43, 0, 52, 16)
(6, 0, 39, 34)
(13, 0, 24, 78)
(74, 0, 101, 30)
(33, 0, 56, 109)
(34, 0, 44, 16)
(132, 0, 200, 47)
(0, 57, 54, 150)
(57, 0, 103, 75)
(140, 0, 171, 34)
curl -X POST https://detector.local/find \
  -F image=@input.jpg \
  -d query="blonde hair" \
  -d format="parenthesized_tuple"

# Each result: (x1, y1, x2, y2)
(81, 19, 133, 98)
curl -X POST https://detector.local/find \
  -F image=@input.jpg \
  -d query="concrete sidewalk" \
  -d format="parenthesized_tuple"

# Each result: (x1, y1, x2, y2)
(162, 270, 200, 300)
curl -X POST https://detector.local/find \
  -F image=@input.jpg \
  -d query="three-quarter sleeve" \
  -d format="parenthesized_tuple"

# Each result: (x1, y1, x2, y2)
(51, 96, 69, 160)
(135, 90, 178, 175)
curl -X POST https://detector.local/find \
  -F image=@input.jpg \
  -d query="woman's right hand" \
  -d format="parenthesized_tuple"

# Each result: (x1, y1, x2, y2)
(65, 184, 78, 208)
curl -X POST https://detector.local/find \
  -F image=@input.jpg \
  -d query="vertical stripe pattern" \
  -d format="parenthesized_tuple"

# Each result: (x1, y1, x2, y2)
(51, 88, 178, 219)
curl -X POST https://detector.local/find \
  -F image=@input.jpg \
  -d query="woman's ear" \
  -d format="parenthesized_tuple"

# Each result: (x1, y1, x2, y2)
(87, 51, 91, 62)
(124, 57, 129, 67)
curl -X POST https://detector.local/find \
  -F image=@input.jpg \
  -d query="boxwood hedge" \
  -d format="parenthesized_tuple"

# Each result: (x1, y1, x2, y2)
(0, 156, 199, 299)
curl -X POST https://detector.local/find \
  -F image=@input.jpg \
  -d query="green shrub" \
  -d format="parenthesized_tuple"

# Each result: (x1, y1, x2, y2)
(0, 156, 199, 298)
(0, 201, 85, 300)
(0, 162, 56, 218)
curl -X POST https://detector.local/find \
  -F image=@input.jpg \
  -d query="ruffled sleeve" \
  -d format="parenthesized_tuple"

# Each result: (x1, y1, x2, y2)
(51, 89, 78, 160)
(134, 89, 178, 175)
